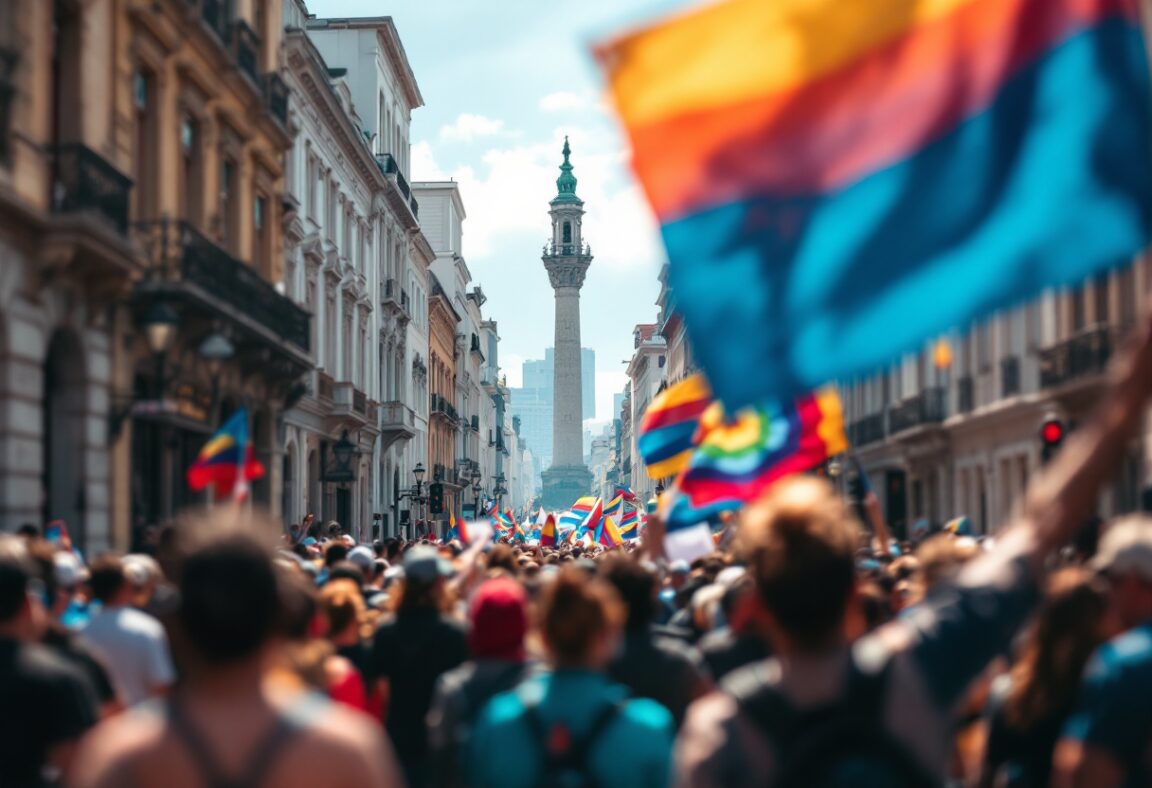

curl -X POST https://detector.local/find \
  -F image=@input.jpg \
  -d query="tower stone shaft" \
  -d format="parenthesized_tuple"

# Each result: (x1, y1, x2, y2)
(540, 137, 593, 509)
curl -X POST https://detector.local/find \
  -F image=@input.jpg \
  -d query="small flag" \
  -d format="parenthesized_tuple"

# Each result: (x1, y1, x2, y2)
(577, 497, 604, 541)
(596, 515, 625, 548)
(560, 496, 597, 532)
(187, 409, 265, 499)
(615, 485, 637, 502)
(540, 513, 558, 547)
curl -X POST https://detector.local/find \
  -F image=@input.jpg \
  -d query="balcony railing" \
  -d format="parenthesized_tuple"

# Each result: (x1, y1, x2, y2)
(1000, 356, 1021, 398)
(317, 372, 334, 400)
(889, 387, 946, 434)
(52, 144, 133, 235)
(262, 73, 289, 127)
(471, 415, 480, 432)
(198, 0, 233, 45)
(374, 153, 420, 219)
(232, 20, 260, 84)
(543, 240, 592, 257)
(1039, 326, 1112, 389)
(133, 219, 310, 352)
(957, 376, 975, 414)
(848, 412, 886, 447)
(379, 401, 415, 431)
(353, 388, 367, 415)
(430, 394, 458, 422)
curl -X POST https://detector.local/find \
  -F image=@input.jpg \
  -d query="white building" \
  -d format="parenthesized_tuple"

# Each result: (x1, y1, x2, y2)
(841, 259, 1152, 537)
(280, 7, 432, 539)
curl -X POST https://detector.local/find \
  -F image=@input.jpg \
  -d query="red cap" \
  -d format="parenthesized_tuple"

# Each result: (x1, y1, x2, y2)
(468, 578, 528, 661)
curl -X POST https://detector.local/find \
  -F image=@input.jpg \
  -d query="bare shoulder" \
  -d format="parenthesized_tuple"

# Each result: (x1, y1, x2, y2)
(70, 707, 167, 788)
(286, 703, 400, 786)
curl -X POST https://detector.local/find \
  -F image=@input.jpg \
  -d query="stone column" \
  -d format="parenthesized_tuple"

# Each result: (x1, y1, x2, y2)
(552, 284, 583, 466)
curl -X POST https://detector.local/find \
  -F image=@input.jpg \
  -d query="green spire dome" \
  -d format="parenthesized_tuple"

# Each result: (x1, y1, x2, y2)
(552, 136, 582, 205)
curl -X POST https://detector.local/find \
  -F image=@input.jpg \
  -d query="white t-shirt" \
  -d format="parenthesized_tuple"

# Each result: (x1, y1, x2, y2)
(81, 605, 175, 706)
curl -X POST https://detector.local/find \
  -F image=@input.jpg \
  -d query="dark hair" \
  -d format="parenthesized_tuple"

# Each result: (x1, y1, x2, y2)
(179, 533, 280, 663)
(0, 536, 37, 621)
(327, 561, 363, 587)
(601, 555, 657, 630)
(384, 538, 401, 562)
(16, 523, 40, 538)
(324, 543, 348, 567)
(539, 568, 624, 666)
(89, 554, 127, 604)
(275, 568, 317, 641)
(488, 544, 517, 575)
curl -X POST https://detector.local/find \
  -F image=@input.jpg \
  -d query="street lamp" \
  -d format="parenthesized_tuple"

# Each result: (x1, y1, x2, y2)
(413, 462, 426, 495)
(332, 430, 355, 469)
(142, 301, 179, 356)
(198, 332, 235, 379)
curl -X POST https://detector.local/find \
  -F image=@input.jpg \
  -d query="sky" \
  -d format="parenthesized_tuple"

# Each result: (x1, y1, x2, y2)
(307, 0, 692, 430)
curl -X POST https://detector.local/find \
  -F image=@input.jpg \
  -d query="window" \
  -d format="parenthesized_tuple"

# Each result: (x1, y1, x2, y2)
(220, 158, 238, 252)
(253, 194, 267, 270)
(132, 70, 157, 220)
(562, 221, 572, 244)
(1092, 272, 1110, 325)
(180, 116, 202, 225)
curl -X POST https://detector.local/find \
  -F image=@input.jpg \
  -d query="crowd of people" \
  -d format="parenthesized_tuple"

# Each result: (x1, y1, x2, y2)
(2, 315, 1152, 787)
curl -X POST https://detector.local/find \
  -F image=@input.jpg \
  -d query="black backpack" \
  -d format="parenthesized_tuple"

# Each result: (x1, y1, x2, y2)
(522, 698, 624, 788)
(724, 657, 939, 788)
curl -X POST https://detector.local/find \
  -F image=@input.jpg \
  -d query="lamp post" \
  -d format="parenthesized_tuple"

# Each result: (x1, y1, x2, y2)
(141, 301, 179, 398)
(397, 462, 427, 537)
(493, 473, 508, 513)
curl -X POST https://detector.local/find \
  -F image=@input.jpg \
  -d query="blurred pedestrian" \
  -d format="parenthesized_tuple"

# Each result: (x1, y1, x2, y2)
(71, 511, 401, 788)
(468, 568, 674, 788)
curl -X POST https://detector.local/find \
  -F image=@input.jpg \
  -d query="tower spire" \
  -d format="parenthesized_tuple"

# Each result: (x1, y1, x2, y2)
(553, 135, 580, 203)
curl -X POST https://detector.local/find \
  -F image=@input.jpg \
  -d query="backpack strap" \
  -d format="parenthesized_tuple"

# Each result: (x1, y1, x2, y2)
(521, 693, 626, 788)
(167, 695, 311, 788)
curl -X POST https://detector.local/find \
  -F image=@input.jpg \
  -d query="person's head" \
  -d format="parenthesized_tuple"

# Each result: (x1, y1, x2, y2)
(667, 560, 690, 590)
(740, 476, 858, 654)
(1092, 515, 1152, 632)
(1004, 567, 1109, 731)
(915, 533, 979, 591)
(326, 521, 342, 538)
(123, 553, 162, 607)
(398, 545, 454, 612)
(601, 555, 657, 631)
(487, 543, 517, 576)
(327, 560, 365, 588)
(89, 553, 130, 605)
(538, 567, 624, 669)
(16, 523, 39, 540)
(172, 510, 282, 667)
(318, 578, 365, 642)
(0, 535, 48, 639)
(346, 546, 375, 582)
(323, 542, 348, 567)
(468, 577, 529, 662)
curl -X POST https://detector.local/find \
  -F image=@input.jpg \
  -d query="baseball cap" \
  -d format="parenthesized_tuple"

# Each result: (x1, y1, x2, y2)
(403, 544, 455, 584)
(53, 552, 87, 589)
(347, 546, 375, 572)
(1093, 516, 1152, 583)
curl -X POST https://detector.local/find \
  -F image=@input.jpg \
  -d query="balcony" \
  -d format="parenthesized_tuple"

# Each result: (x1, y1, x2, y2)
(197, 0, 233, 44)
(889, 387, 946, 434)
(317, 371, 334, 400)
(1040, 326, 1112, 390)
(957, 376, 975, 414)
(378, 400, 416, 449)
(133, 219, 310, 356)
(471, 414, 480, 432)
(382, 278, 403, 315)
(1000, 356, 1021, 398)
(848, 412, 886, 447)
(52, 144, 132, 235)
(262, 73, 289, 128)
(470, 333, 484, 360)
(231, 20, 260, 85)
(374, 153, 420, 222)
(324, 381, 371, 430)
(430, 394, 458, 423)
(543, 240, 592, 258)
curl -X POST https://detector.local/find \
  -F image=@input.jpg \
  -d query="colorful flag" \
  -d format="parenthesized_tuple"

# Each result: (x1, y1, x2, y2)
(576, 497, 604, 540)
(540, 513, 558, 547)
(637, 374, 712, 478)
(615, 485, 637, 502)
(604, 493, 625, 524)
(618, 508, 641, 539)
(186, 409, 265, 499)
(598, 0, 1152, 408)
(668, 388, 849, 527)
(596, 515, 625, 548)
(560, 496, 597, 532)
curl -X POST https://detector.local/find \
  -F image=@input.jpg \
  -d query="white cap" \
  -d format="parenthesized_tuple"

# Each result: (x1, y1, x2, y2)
(347, 546, 375, 572)
(1093, 515, 1152, 583)
(54, 552, 87, 589)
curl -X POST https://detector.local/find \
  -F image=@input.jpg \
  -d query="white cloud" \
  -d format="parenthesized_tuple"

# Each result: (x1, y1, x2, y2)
(538, 91, 589, 113)
(438, 113, 506, 143)
(411, 141, 448, 180)
(595, 370, 630, 423)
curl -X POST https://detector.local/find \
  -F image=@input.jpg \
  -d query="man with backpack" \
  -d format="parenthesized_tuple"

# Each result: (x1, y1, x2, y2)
(675, 313, 1152, 786)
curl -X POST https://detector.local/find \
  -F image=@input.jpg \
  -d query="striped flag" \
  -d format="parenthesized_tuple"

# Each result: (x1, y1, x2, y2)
(598, 0, 1152, 409)
(637, 374, 712, 479)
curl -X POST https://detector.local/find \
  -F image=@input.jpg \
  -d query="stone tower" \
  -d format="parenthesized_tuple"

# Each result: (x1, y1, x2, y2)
(540, 137, 593, 509)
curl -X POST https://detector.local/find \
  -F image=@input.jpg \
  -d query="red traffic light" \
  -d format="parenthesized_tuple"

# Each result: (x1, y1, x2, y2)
(1041, 420, 1065, 445)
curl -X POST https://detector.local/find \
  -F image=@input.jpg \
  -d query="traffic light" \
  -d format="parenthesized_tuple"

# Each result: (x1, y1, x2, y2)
(1040, 418, 1066, 464)
(428, 483, 444, 514)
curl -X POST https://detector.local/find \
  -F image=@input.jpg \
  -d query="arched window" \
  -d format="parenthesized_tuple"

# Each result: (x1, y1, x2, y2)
(562, 221, 572, 244)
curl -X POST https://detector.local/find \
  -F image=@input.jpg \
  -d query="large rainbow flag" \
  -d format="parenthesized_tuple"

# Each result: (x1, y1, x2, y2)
(598, 0, 1152, 408)
(186, 409, 264, 499)
(637, 373, 712, 479)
